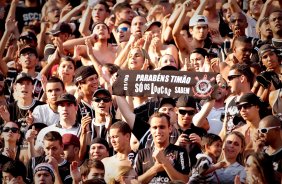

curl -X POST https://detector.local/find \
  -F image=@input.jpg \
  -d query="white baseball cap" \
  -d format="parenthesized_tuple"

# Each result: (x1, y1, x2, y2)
(189, 15, 208, 27)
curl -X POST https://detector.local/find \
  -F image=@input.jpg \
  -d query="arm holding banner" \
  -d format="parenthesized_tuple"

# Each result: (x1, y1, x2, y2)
(115, 96, 136, 130)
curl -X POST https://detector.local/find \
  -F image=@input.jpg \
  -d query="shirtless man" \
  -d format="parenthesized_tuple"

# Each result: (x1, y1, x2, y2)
(64, 22, 115, 66)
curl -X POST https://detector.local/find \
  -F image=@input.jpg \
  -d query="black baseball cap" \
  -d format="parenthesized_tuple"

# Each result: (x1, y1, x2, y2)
(176, 95, 197, 109)
(160, 98, 176, 108)
(93, 88, 112, 99)
(19, 46, 38, 58)
(55, 93, 77, 106)
(19, 31, 37, 42)
(236, 93, 262, 106)
(74, 66, 97, 85)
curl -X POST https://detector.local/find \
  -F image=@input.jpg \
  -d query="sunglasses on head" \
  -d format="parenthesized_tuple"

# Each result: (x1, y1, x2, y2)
(258, 126, 280, 134)
(93, 97, 111, 103)
(237, 103, 254, 111)
(178, 109, 195, 116)
(117, 27, 129, 33)
(227, 74, 241, 81)
(2, 127, 19, 133)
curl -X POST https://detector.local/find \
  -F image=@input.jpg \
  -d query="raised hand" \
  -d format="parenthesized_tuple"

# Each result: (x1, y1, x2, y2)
(70, 161, 81, 184)
(5, 18, 17, 33)
(60, 3, 72, 19)
(81, 113, 91, 134)
(25, 125, 38, 143)
(0, 105, 10, 122)
(25, 110, 34, 126)
(141, 58, 149, 70)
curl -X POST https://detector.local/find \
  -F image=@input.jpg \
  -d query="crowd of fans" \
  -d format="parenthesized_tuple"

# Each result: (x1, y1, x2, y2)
(0, 0, 282, 183)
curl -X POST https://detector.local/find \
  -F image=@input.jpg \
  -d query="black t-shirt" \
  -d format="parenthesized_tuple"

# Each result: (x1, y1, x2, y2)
(27, 155, 72, 184)
(15, 5, 42, 32)
(134, 144, 189, 184)
(6, 100, 45, 133)
(269, 148, 282, 173)
(76, 101, 95, 123)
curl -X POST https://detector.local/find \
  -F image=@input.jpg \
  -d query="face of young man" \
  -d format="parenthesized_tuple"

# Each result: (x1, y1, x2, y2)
(63, 144, 78, 163)
(109, 128, 130, 152)
(117, 23, 131, 43)
(117, 8, 134, 23)
(92, 93, 112, 115)
(46, 5, 60, 23)
(150, 116, 171, 145)
(79, 74, 99, 95)
(190, 24, 209, 41)
(19, 51, 38, 70)
(269, 11, 282, 35)
(227, 69, 242, 95)
(46, 82, 64, 105)
(92, 3, 109, 23)
(43, 140, 64, 161)
(14, 80, 34, 99)
(57, 102, 77, 122)
(177, 107, 196, 129)
(92, 23, 110, 40)
(89, 143, 109, 160)
(233, 42, 252, 64)
(158, 104, 177, 124)
(229, 13, 248, 36)
(34, 170, 54, 184)
(131, 16, 146, 35)
(86, 168, 105, 180)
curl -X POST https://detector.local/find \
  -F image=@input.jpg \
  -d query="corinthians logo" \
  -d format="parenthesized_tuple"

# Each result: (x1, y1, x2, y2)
(192, 74, 215, 98)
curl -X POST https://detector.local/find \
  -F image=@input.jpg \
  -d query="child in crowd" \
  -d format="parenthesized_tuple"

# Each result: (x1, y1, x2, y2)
(188, 133, 226, 184)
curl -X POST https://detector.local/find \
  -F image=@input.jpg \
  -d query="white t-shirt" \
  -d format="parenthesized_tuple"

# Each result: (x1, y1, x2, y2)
(207, 107, 225, 135)
(32, 104, 60, 126)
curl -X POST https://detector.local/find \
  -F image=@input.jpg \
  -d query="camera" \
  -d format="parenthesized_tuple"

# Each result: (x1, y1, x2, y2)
(256, 71, 282, 89)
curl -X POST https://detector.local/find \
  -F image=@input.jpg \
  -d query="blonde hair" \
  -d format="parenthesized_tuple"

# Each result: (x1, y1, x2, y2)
(107, 165, 133, 184)
(127, 47, 155, 70)
(222, 131, 246, 165)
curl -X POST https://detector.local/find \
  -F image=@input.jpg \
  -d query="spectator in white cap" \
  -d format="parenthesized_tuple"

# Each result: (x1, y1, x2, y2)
(173, 2, 219, 68)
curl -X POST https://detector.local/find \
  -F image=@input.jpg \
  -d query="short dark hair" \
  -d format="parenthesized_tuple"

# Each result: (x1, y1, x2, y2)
(117, 20, 131, 27)
(80, 159, 105, 178)
(2, 160, 27, 179)
(47, 77, 65, 91)
(95, 0, 110, 13)
(201, 133, 222, 151)
(114, 2, 131, 14)
(110, 121, 131, 135)
(148, 112, 170, 126)
(230, 63, 254, 85)
(232, 36, 252, 50)
(103, 63, 120, 75)
(60, 56, 75, 69)
(43, 131, 63, 145)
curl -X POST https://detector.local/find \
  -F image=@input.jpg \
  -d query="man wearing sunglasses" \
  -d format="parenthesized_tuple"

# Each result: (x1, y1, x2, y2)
(80, 88, 115, 157)
(174, 95, 207, 168)
(255, 115, 282, 175)
(220, 63, 254, 138)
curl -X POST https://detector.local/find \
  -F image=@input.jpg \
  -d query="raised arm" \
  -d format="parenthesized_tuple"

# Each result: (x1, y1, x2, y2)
(115, 95, 136, 130)
(193, 0, 208, 16)
(172, 2, 192, 54)
(256, 0, 274, 34)
(60, 1, 87, 23)
(228, 0, 243, 13)
(79, 6, 92, 37)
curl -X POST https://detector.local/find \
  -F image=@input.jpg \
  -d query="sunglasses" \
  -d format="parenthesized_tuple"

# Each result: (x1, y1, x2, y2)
(178, 109, 195, 116)
(258, 126, 280, 134)
(2, 127, 19, 133)
(117, 27, 129, 33)
(93, 97, 111, 103)
(237, 103, 254, 111)
(227, 75, 241, 81)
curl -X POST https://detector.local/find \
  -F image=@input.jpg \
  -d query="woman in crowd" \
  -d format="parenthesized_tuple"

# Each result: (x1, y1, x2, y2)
(215, 131, 246, 184)
(0, 122, 28, 164)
